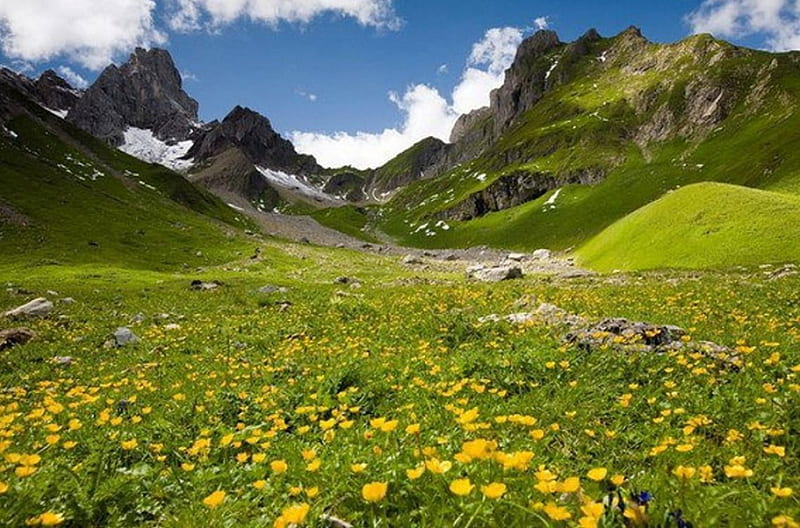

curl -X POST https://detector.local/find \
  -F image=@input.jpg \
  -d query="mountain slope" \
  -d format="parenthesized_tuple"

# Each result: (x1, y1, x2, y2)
(0, 71, 251, 270)
(576, 182, 800, 271)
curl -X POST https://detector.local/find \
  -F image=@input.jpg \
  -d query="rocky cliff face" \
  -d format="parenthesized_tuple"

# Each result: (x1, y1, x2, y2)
(67, 48, 199, 146)
(437, 168, 605, 222)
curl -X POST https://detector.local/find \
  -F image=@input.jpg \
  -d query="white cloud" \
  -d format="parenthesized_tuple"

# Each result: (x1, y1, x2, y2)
(686, 0, 800, 51)
(56, 66, 89, 89)
(168, 0, 401, 32)
(437, 63, 448, 74)
(295, 89, 318, 102)
(0, 0, 166, 70)
(291, 26, 524, 169)
(534, 16, 549, 30)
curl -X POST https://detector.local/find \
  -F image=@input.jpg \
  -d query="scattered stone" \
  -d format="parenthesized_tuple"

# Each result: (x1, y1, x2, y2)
(422, 251, 437, 257)
(0, 327, 35, 350)
(403, 254, 423, 265)
(190, 280, 221, 291)
(468, 266, 523, 282)
(59, 297, 75, 304)
(46, 290, 59, 297)
(336, 243, 346, 249)
(113, 327, 139, 347)
(3, 298, 53, 318)
(52, 356, 73, 365)
(465, 264, 485, 274)
(300, 237, 311, 244)
(482, 302, 739, 368)
(131, 313, 145, 324)
(532, 249, 552, 260)
(507, 253, 526, 262)
(444, 254, 459, 261)
(164, 324, 181, 331)
(334, 277, 353, 284)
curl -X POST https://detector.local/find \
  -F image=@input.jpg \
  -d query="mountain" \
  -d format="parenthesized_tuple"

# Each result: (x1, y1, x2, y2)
(365, 26, 800, 254)
(186, 105, 335, 210)
(64, 48, 342, 210)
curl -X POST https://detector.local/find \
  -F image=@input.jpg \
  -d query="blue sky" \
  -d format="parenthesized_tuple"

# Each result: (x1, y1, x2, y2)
(1, 0, 795, 167)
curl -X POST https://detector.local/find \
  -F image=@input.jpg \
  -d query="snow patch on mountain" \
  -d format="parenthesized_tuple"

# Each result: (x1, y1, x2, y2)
(119, 127, 194, 171)
(255, 166, 338, 201)
(43, 107, 68, 119)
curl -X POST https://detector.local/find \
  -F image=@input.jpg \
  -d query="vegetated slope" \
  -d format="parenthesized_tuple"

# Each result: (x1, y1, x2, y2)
(372, 28, 800, 251)
(576, 182, 800, 271)
(0, 84, 251, 270)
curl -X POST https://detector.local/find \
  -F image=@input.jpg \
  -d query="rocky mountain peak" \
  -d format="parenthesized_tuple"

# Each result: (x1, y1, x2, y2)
(187, 105, 319, 175)
(67, 47, 199, 146)
(513, 29, 562, 63)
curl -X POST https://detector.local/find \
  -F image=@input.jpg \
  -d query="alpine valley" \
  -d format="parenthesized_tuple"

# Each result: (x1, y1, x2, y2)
(2, 22, 800, 528)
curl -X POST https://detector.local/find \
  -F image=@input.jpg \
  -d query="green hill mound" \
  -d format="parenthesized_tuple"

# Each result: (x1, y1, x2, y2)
(576, 182, 800, 271)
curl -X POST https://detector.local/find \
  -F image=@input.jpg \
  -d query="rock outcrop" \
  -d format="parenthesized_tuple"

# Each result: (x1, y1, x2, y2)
(437, 168, 604, 221)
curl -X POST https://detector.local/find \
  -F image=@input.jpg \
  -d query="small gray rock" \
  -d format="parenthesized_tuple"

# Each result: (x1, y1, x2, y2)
(403, 254, 423, 265)
(113, 327, 139, 347)
(532, 249, 552, 260)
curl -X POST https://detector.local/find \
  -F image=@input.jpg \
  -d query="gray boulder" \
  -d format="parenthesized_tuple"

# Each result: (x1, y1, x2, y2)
(4, 298, 53, 318)
(403, 254, 423, 265)
(469, 266, 523, 282)
(532, 249, 552, 260)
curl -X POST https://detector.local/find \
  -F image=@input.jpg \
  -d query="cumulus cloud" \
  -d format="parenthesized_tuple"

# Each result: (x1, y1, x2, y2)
(0, 0, 165, 70)
(291, 26, 524, 169)
(686, 0, 800, 51)
(0, 0, 399, 70)
(168, 0, 401, 32)
(534, 16, 549, 30)
(56, 66, 89, 89)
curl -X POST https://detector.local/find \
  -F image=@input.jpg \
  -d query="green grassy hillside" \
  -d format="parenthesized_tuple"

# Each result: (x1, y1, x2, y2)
(576, 182, 800, 271)
(0, 106, 254, 271)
